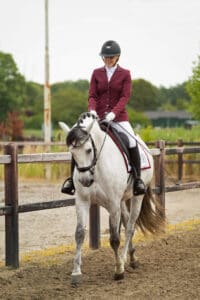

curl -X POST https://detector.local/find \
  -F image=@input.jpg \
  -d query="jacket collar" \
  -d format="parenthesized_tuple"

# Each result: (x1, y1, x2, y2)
(100, 64, 122, 72)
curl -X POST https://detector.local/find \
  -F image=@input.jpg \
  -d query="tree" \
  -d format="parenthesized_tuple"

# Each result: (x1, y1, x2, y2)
(127, 106, 150, 128)
(186, 55, 200, 120)
(6, 111, 24, 141)
(157, 82, 190, 111)
(130, 79, 159, 111)
(0, 51, 26, 121)
(0, 111, 24, 141)
(51, 80, 89, 94)
(52, 88, 87, 127)
(23, 81, 43, 129)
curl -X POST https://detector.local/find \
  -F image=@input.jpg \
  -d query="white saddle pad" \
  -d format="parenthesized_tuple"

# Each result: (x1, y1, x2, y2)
(139, 144, 151, 170)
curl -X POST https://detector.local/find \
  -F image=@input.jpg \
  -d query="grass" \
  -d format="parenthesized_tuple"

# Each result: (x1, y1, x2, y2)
(138, 125, 200, 143)
(0, 143, 71, 181)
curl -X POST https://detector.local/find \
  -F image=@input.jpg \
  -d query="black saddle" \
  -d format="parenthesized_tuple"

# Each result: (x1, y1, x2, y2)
(100, 121, 130, 162)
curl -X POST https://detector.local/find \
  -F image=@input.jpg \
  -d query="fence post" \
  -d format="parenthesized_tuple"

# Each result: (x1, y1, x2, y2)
(4, 144, 19, 268)
(89, 204, 100, 249)
(177, 139, 183, 184)
(154, 140, 165, 217)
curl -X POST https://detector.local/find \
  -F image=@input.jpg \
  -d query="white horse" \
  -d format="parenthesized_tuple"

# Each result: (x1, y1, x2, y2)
(59, 112, 165, 285)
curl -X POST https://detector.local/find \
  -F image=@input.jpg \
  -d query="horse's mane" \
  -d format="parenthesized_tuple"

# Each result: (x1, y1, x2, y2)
(77, 112, 97, 125)
(67, 112, 97, 147)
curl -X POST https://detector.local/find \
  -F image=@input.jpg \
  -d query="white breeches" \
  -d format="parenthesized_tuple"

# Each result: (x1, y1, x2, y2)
(111, 121, 137, 148)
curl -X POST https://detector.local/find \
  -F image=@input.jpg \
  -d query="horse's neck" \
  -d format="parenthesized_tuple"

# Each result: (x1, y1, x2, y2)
(90, 122, 106, 148)
(92, 122, 122, 160)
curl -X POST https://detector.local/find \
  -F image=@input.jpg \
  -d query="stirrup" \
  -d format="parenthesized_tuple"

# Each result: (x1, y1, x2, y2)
(61, 177, 75, 195)
(134, 178, 146, 196)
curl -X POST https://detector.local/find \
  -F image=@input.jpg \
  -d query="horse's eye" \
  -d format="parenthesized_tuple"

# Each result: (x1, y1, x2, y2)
(86, 149, 92, 154)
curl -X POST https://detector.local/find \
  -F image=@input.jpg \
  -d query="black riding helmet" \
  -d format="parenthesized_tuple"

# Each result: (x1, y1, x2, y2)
(100, 40, 121, 57)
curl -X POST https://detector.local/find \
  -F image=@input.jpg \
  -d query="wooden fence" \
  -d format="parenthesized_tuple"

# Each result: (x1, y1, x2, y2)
(0, 141, 200, 269)
(148, 139, 200, 183)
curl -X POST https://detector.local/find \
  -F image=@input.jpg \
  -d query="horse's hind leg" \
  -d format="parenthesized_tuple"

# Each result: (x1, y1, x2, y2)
(71, 198, 90, 285)
(109, 208, 124, 280)
(121, 196, 143, 269)
(121, 199, 135, 262)
(121, 201, 138, 268)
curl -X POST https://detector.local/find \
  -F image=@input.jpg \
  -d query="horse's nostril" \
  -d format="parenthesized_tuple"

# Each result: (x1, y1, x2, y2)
(79, 178, 94, 187)
(86, 179, 94, 187)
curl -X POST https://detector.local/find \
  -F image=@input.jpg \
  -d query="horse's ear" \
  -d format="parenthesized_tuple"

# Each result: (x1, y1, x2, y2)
(58, 121, 70, 134)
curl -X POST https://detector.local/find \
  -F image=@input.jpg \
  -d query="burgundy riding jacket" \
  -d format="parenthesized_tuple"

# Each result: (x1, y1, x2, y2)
(88, 65, 132, 122)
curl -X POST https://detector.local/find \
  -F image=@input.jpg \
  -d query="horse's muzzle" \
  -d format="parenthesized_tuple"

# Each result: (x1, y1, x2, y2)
(79, 178, 94, 187)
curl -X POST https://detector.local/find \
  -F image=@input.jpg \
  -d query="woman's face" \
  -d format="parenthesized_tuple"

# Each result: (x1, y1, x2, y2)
(103, 56, 119, 68)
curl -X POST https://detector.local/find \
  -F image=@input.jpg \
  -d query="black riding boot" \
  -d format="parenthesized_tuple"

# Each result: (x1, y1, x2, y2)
(61, 158, 75, 195)
(129, 145, 146, 196)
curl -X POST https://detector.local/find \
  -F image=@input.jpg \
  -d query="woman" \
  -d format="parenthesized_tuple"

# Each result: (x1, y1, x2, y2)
(62, 40, 145, 196)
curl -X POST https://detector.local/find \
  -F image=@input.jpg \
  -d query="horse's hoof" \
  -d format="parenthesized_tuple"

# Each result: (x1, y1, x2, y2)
(71, 274, 82, 286)
(113, 272, 124, 281)
(130, 260, 139, 269)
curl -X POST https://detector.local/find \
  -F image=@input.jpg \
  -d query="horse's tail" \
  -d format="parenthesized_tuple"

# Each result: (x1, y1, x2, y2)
(136, 186, 166, 235)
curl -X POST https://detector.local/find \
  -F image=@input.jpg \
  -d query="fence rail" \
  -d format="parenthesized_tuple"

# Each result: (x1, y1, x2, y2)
(0, 139, 199, 147)
(0, 141, 200, 269)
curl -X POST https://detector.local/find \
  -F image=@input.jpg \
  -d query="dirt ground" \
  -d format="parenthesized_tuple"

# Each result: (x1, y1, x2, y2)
(0, 182, 200, 299)
(0, 223, 200, 299)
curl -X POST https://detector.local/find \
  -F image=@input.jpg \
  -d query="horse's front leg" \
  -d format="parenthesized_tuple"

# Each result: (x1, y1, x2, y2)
(109, 208, 124, 280)
(71, 197, 90, 285)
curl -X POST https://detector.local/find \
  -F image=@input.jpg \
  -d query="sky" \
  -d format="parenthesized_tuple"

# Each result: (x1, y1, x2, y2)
(0, 0, 200, 88)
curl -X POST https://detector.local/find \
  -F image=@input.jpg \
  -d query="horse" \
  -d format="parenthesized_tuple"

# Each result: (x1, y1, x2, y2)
(59, 112, 165, 285)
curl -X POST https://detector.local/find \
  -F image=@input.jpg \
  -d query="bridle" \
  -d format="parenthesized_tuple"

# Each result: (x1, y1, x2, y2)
(69, 123, 108, 176)
(73, 133, 97, 175)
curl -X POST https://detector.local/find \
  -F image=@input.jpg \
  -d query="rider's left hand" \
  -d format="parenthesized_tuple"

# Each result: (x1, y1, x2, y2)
(105, 112, 115, 122)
